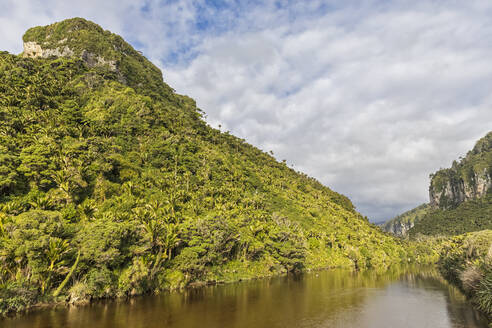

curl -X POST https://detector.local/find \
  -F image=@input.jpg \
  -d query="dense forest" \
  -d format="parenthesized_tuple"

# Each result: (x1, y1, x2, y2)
(409, 194, 492, 236)
(0, 18, 426, 315)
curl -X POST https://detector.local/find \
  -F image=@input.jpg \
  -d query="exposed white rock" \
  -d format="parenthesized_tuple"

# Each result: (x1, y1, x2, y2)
(429, 169, 491, 209)
(23, 41, 74, 58)
(22, 41, 116, 71)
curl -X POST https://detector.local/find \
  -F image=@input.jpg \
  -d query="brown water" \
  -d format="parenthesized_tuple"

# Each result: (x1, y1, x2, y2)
(2, 266, 489, 328)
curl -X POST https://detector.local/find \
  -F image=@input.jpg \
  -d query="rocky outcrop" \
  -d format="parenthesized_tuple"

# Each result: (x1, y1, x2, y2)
(382, 204, 429, 237)
(429, 169, 491, 209)
(384, 132, 491, 237)
(429, 132, 492, 210)
(23, 41, 117, 71)
(20, 18, 167, 93)
(384, 220, 415, 237)
(23, 41, 73, 58)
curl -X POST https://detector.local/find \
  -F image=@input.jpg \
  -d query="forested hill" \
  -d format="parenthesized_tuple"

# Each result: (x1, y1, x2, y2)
(0, 18, 413, 314)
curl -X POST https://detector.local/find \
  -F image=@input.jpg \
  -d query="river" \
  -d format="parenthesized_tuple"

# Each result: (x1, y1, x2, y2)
(2, 266, 489, 328)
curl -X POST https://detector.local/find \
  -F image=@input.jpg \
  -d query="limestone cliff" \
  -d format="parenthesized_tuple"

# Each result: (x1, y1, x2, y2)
(383, 131, 491, 237)
(382, 204, 429, 237)
(23, 40, 117, 70)
(429, 132, 492, 210)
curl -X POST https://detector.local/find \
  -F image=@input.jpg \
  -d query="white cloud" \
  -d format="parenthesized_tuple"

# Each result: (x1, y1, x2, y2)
(1, 0, 491, 221)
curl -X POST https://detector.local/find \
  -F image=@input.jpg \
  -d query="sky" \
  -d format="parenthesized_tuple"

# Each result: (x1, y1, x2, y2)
(1, 0, 491, 222)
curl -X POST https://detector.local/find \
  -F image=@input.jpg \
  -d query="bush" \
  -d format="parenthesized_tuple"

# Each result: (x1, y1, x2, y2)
(0, 283, 39, 316)
(460, 266, 482, 294)
(476, 272, 492, 316)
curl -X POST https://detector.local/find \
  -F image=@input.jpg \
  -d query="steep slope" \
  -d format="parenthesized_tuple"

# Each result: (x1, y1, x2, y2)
(382, 204, 430, 237)
(409, 131, 492, 236)
(0, 18, 411, 314)
(383, 131, 492, 237)
(429, 132, 492, 210)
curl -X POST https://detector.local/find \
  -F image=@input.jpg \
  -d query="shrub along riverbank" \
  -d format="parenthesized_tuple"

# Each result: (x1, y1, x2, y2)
(436, 230, 492, 318)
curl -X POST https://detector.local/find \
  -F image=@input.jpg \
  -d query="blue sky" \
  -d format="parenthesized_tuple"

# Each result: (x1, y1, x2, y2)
(1, 0, 492, 221)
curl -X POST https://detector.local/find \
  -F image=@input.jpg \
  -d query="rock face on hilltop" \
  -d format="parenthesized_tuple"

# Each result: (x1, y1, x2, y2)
(21, 18, 169, 95)
(429, 132, 492, 210)
(24, 40, 117, 70)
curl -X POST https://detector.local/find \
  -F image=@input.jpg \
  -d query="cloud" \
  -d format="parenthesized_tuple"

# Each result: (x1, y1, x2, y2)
(1, 0, 491, 221)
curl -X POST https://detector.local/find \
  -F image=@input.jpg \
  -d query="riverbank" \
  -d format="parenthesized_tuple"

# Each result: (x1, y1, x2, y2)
(435, 230, 492, 320)
(3, 231, 490, 320)
(0, 261, 355, 318)
(2, 265, 489, 328)
(0, 252, 419, 319)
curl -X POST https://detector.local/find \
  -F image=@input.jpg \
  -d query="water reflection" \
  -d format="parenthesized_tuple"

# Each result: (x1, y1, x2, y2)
(2, 266, 489, 328)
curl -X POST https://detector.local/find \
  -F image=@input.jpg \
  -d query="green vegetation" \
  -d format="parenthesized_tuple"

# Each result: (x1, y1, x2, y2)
(436, 230, 492, 317)
(0, 18, 419, 316)
(410, 194, 492, 237)
(382, 204, 429, 236)
(22, 17, 172, 98)
(384, 131, 492, 238)
(383, 131, 492, 319)
(429, 131, 491, 210)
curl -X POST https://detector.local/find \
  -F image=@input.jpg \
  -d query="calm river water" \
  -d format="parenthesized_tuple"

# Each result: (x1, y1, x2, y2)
(2, 266, 489, 328)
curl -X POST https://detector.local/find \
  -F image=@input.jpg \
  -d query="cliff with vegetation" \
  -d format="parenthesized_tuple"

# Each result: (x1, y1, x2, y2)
(382, 204, 429, 237)
(409, 194, 492, 237)
(429, 132, 492, 210)
(410, 132, 492, 237)
(0, 18, 420, 315)
(383, 131, 492, 237)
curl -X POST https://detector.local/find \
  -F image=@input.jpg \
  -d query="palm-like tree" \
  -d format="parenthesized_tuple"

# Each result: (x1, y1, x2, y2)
(46, 239, 69, 272)
(42, 238, 69, 294)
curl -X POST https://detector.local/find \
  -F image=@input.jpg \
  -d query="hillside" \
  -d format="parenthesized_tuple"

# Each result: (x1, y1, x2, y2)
(382, 204, 430, 237)
(410, 131, 492, 236)
(409, 194, 492, 237)
(0, 18, 414, 315)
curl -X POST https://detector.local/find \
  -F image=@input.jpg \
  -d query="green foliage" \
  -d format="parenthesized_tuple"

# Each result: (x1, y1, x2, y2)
(382, 203, 430, 236)
(476, 274, 492, 315)
(409, 194, 492, 237)
(429, 131, 491, 209)
(0, 283, 39, 316)
(435, 230, 492, 317)
(22, 18, 169, 97)
(0, 18, 414, 315)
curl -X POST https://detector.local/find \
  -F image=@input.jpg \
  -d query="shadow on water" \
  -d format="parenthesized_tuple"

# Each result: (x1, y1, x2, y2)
(2, 265, 489, 328)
